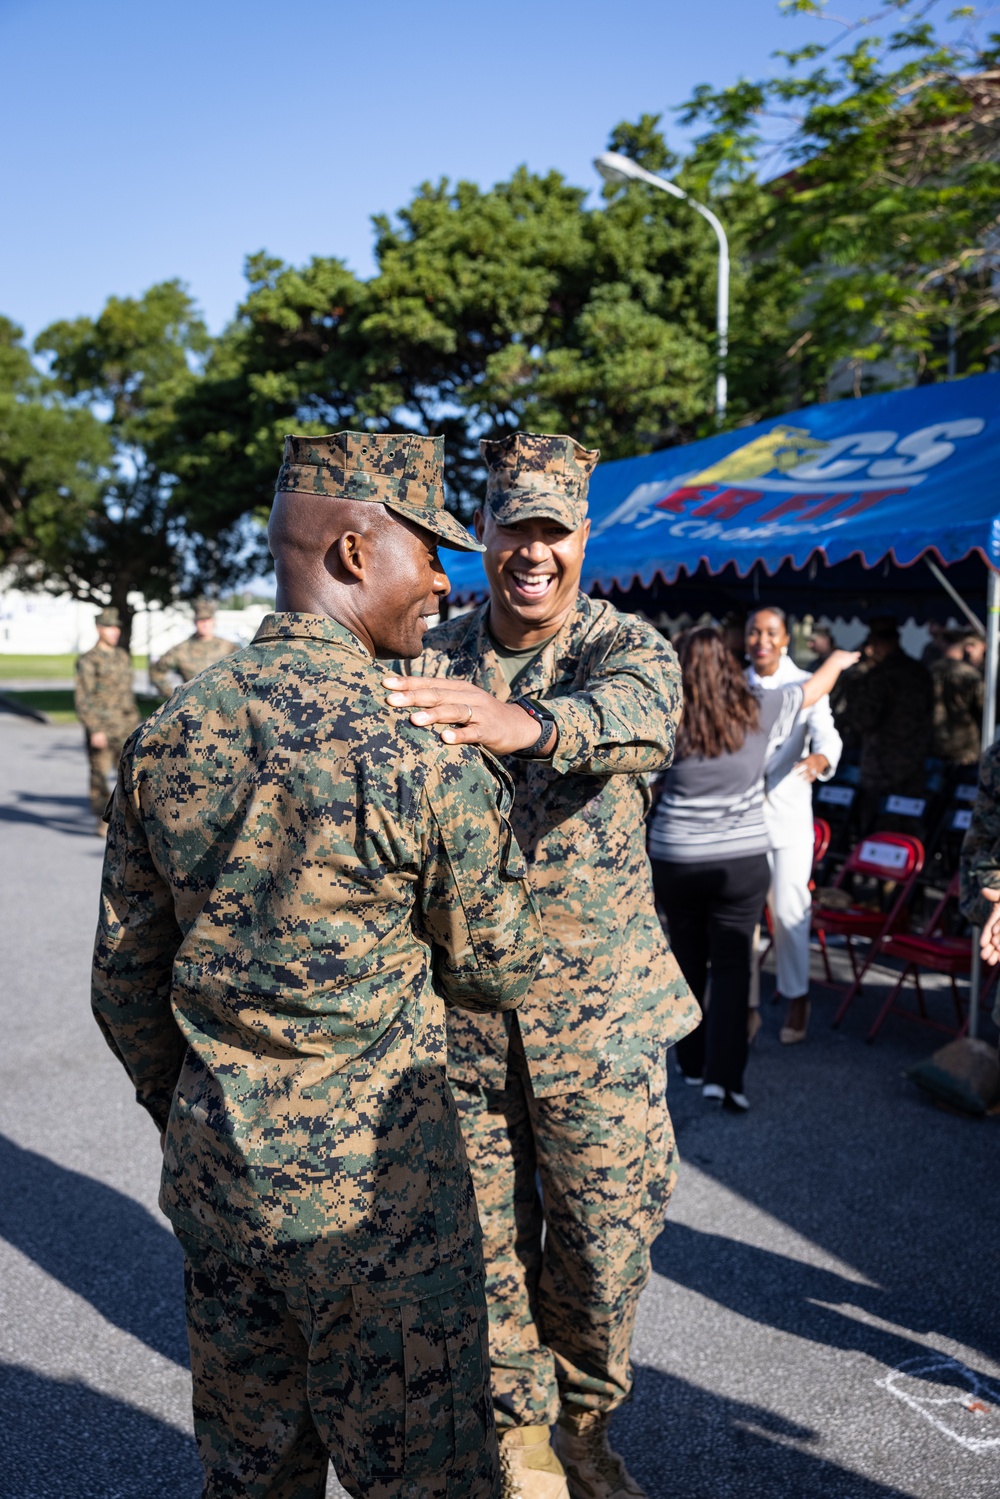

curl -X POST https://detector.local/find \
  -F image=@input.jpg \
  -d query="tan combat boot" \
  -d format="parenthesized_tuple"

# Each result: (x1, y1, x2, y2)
(552, 1411, 647, 1499)
(499, 1424, 571, 1499)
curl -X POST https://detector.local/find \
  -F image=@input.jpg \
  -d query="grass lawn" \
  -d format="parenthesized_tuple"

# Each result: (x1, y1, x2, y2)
(0, 653, 149, 677)
(1, 690, 161, 725)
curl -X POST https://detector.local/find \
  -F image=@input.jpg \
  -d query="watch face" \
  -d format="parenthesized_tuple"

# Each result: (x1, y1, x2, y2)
(522, 696, 553, 723)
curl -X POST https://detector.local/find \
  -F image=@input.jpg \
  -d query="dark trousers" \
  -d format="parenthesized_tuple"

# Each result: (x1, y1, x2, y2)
(652, 854, 770, 1093)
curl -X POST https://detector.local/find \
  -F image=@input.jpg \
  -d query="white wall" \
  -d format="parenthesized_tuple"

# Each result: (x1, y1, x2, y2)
(0, 581, 272, 658)
(138, 603, 271, 660)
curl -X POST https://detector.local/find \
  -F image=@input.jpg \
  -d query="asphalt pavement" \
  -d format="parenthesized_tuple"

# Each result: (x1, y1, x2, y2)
(1, 714, 998, 1499)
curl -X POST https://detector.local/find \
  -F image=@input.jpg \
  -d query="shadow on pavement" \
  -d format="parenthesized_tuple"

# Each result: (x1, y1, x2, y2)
(613, 1361, 914, 1499)
(0, 1135, 188, 1367)
(650, 1220, 995, 1378)
(0, 1363, 201, 1499)
(0, 790, 97, 838)
(663, 969, 1000, 1372)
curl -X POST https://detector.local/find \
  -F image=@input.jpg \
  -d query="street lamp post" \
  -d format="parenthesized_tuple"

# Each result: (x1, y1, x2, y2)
(594, 150, 730, 424)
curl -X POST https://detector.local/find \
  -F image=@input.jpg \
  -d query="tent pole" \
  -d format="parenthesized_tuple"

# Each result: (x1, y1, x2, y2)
(983, 566, 1000, 750)
(968, 566, 1000, 1041)
(924, 557, 986, 635)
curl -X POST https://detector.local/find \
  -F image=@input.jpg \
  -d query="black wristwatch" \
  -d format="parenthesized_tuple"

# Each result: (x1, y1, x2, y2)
(512, 696, 558, 760)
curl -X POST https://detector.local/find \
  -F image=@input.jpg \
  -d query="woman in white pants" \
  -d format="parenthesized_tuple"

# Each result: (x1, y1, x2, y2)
(745, 608, 843, 1042)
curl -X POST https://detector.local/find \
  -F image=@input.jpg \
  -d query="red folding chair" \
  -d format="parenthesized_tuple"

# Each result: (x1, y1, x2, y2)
(865, 872, 973, 1042)
(761, 818, 832, 976)
(811, 833, 925, 1027)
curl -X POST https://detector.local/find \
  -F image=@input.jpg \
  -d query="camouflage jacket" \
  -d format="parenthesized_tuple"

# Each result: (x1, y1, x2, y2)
(407, 594, 697, 1096)
(960, 740, 1000, 927)
(841, 650, 934, 791)
(149, 633, 239, 697)
(92, 613, 543, 1284)
(74, 644, 139, 737)
(930, 658, 983, 766)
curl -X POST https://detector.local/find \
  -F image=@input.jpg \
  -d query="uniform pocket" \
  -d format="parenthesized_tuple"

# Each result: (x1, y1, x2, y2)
(334, 1270, 491, 1481)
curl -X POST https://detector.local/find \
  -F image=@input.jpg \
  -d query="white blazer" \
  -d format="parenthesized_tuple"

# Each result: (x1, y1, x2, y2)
(746, 655, 843, 852)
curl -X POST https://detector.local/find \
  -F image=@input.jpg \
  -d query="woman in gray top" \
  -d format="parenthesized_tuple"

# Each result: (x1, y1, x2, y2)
(649, 627, 857, 1109)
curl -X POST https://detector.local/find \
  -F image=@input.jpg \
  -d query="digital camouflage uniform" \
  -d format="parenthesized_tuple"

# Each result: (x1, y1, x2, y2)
(74, 610, 140, 816)
(959, 739, 1000, 1028)
(841, 648, 934, 795)
(149, 601, 238, 697)
(930, 656, 984, 767)
(92, 432, 543, 1499)
(406, 433, 697, 1439)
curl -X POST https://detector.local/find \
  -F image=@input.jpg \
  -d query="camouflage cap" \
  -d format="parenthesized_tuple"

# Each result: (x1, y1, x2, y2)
(482, 432, 600, 531)
(95, 607, 120, 627)
(275, 431, 484, 553)
(192, 597, 216, 619)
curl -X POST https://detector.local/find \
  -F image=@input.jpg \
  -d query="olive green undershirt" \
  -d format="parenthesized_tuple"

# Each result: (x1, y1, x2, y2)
(487, 628, 559, 687)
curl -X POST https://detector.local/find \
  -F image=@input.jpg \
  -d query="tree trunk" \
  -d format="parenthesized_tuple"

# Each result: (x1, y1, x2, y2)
(111, 584, 136, 653)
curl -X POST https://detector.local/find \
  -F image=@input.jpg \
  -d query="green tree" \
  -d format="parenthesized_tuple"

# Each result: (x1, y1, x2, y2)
(0, 317, 111, 604)
(164, 252, 367, 584)
(679, 0, 1000, 398)
(169, 140, 779, 529)
(4, 281, 211, 645)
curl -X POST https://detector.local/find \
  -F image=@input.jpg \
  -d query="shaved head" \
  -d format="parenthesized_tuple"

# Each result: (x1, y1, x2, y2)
(269, 492, 393, 580)
(268, 491, 450, 659)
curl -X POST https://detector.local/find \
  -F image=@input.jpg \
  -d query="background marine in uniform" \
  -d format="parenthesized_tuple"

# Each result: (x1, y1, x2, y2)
(386, 432, 697, 1499)
(73, 605, 140, 834)
(91, 431, 544, 1499)
(930, 628, 984, 773)
(149, 596, 238, 697)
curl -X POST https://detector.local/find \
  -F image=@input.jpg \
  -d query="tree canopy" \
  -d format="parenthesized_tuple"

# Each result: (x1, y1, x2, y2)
(681, 0, 1000, 397)
(3, 0, 999, 615)
(1, 283, 211, 641)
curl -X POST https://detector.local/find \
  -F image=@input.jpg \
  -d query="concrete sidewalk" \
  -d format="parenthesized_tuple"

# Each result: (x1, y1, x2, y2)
(1, 716, 997, 1498)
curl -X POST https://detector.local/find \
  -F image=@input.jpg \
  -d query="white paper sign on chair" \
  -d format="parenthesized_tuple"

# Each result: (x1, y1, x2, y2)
(859, 840, 910, 872)
(884, 795, 925, 817)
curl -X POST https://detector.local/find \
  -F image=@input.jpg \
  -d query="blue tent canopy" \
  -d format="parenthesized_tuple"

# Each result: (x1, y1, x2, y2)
(444, 373, 1000, 604)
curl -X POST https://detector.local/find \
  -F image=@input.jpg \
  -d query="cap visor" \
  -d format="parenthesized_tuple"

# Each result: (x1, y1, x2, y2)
(386, 501, 486, 552)
(488, 493, 583, 530)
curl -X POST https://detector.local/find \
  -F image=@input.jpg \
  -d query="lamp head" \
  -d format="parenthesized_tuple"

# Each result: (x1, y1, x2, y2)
(593, 152, 688, 201)
(593, 151, 647, 184)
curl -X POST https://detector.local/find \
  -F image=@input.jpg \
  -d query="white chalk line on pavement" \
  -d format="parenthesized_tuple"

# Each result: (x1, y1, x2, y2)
(877, 1355, 1000, 1453)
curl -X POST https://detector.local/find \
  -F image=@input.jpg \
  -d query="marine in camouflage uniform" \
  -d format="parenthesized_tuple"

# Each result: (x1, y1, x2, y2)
(837, 619, 934, 831)
(389, 433, 697, 1499)
(92, 431, 544, 1499)
(74, 605, 140, 827)
(930, 633, 984, 769)
(149, 597, 239, 697)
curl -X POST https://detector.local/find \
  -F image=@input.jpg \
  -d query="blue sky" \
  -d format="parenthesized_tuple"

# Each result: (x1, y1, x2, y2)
(0, 0, 988, 341)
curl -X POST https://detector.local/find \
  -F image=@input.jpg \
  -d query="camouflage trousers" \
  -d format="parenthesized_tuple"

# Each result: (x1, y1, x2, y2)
(451, 1032, 676, 1430)
(179, 1233, 499, 1499)
(85, 732, 127, 816)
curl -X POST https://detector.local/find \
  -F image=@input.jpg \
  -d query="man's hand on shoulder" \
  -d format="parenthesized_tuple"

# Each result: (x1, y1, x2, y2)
(383, 674, 546, 756)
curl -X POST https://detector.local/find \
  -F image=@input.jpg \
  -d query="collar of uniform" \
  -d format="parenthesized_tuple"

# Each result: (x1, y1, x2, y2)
(252, 612, 370, 659)
(465, 591, 592, 701)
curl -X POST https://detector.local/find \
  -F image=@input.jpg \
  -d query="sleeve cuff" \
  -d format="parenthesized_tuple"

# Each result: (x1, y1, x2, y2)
(543, 699, 591, 775)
